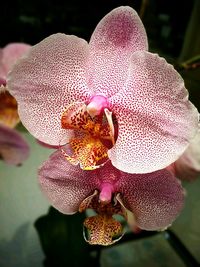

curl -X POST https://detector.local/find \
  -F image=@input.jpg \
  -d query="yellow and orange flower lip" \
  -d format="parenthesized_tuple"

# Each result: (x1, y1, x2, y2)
(61, 101, 118, 170)
(79, 190, 125, 246)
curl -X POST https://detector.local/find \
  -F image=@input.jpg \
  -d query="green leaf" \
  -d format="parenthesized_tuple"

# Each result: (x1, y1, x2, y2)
(34, 207, 92, 267)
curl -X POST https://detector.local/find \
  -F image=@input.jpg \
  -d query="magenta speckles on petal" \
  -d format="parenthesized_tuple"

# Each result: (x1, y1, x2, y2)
(7, 34, 91, 146)
(39, 150, 97, 214)
(39, 153, 185, 234)
(89, 6, 148, 97)
(109, 51, 199, 173)
(118, 168, 184, 230)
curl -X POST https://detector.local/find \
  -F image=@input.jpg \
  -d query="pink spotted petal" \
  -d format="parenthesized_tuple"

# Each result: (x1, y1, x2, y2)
(38, 150, 98, 214)
(88, 6, 148, 97)
(109, 51, 199, 173)
(39, 157, 184, 230)
(118, 168, 185, 230)
(7, 34, 92, 146)
(173, 129, 200, 181)
(0, 124, 29, 165)
(0, 43, 31, 79)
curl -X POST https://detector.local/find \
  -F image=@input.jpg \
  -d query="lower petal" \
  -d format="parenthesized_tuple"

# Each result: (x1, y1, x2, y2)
(38, 150, 98, 214)
(118, 168, 185, 230)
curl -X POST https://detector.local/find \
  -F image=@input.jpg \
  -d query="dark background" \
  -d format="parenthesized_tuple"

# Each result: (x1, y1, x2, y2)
(0, 0, 194, 58)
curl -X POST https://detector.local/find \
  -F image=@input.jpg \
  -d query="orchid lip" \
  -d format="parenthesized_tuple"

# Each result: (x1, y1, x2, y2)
(79, 190, 126, 246)
(61, 101, 118, 170)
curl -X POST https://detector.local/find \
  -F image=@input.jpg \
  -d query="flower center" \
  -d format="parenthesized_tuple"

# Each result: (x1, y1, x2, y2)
(86, 95, 109, 117)
(61, 96, 118, 170)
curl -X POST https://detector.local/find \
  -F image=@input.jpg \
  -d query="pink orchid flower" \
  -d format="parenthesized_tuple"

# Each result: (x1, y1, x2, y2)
(7, 6, 199, 173)
(168, 126, 200, 181)
(39, 151, 185, 246)
(0, 43, 30, 165)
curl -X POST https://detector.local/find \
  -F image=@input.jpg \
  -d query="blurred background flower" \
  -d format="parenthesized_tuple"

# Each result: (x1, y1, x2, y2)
(0, 43, 30, 165)
(168, 128, 200, 181)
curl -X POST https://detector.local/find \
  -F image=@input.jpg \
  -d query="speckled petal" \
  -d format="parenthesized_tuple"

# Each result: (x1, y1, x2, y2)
(38, 150, 98, 214)
(0, 124, 29, 165)
(7, 34, 91, 145)
(0, 43, 31, 79)
(118, 168, 185, 230)
(89, 6, 148, 97)
(109, 51, 199, 173)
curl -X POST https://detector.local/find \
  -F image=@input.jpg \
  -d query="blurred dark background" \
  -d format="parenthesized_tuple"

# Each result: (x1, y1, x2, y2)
(0, 0, 195, 58)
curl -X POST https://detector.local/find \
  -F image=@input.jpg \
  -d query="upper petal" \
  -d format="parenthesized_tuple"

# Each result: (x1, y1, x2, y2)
(38, 150, 98, 214)
(88, 6, 148, 97)
(7, 34, 92, 145)
(0, 124, 29, 165)
(118, 168, 185, 230)
(109, 51, 199, 173)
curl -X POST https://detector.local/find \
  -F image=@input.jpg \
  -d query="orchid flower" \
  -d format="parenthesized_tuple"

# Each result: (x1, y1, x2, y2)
(168, 126, 200, 181)
(39, 151, 185, 246)
(0, 43, 30, 165)
(7, 6, 199, 173)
